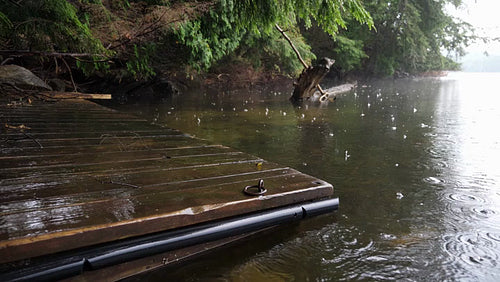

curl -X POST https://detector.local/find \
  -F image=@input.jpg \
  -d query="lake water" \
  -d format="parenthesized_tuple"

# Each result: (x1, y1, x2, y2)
(116, 72, 500, 281)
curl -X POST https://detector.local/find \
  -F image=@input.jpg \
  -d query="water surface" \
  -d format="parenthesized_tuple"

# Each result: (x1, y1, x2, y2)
(116, 72, 500, 281)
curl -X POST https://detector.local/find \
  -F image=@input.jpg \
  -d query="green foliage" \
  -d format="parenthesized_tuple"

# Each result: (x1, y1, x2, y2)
(338, 0, 474, 75)
(1, 1, 104, 53)
(175, 0, 244, 71)
(126, 43, 157, 81)
(331, 35, 367, 73)
(235, 26, 315, 76)
(1, 0, 472, 80)
(175, 0, 373, 72)
(0, 11, 13, 47)
(232, 0, 374, 36)
(1, 0, 110, 73)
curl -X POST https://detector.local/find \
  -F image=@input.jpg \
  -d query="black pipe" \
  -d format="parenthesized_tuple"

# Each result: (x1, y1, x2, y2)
(89, 198, 339, 268)
(2, 198, 338, 281)
(6, 259, 87, 282)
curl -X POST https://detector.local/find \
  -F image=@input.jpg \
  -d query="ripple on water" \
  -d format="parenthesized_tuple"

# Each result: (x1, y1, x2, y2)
(471, 207, 497, 218)
(415, 161, 431, 171)
(436, 160, 449, 168)
(447, 192, 486, 204)
(226, 224, 379, 281)
(443, 232, 500, 269)
(444, 204, 500, 232)
(415, 160, 448, 174)
(486, 232, 500, 242)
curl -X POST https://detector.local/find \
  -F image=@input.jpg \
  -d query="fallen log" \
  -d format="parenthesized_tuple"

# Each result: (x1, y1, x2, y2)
(319, 83, 357, 100)
(39, 91, 111, 100)
(327, 83, 356, 94)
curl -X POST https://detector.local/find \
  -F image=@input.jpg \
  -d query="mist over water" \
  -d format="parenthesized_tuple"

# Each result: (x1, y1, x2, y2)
(117, 72, 500, 281)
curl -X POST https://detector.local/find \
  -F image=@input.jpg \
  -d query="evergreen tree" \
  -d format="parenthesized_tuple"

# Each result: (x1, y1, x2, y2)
(0, 0, 476, 79)
(0, 0, 105, 54)
(0, 0, 109, 74)
(329, 0, 474, 76)
(175, 0, 374, 72)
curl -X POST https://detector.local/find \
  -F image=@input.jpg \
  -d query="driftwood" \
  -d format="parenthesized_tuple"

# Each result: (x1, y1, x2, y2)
(313, 83, 357, 102)
(39, 91, 111, 100)
(325, 83, 357, 95)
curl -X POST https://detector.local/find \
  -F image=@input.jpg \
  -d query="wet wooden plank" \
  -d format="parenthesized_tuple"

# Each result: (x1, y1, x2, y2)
(0, 129, 183, 141)
(2, 121, 168, 133)
(0, 136, 207, 158)
(0, 98, 334, 266)
(1, 175, 331, 263)
(0, 160, 280, 202)
(1, 134, 191, 149)
(0, 143, 235, 169)
(0, 144, 237, 171)
(0, 166, 292, 214)
(0, 151, 258, 180)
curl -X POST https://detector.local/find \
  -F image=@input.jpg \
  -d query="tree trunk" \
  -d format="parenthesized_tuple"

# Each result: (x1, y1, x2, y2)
(291, 57, 335, 101)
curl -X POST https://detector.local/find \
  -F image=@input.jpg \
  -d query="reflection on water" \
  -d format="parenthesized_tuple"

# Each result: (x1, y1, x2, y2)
(117, 72, 500, 281)
(434, 72, 500, 280)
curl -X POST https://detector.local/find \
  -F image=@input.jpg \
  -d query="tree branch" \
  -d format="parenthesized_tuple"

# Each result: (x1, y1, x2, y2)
(0, 50, 107, 58)
(274, 24, 308, 69)
(274, 24, 327, 97)
(108, 12, 182, 50)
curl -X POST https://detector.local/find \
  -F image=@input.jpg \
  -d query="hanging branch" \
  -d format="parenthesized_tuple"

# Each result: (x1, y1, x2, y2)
(274, 24, 330, 101)
(274, 24, 308, 69)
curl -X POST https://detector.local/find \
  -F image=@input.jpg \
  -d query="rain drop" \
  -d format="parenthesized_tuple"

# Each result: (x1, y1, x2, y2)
(344, 150, 351, 161)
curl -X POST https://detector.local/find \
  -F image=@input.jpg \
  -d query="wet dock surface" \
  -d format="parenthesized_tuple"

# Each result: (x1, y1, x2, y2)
(0, 98, 333, 267)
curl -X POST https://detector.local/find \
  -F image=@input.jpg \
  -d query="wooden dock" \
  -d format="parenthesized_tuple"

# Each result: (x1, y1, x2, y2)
(0, 97, 335, 280)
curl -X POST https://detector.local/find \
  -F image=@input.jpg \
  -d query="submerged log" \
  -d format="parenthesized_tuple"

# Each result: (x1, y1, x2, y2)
(325, 83, 357, 96)
(315, 82, 357, 102)
(291, 57, 335, 101)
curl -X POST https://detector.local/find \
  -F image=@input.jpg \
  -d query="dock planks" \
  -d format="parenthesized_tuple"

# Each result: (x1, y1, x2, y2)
(0, 98, 334, 268)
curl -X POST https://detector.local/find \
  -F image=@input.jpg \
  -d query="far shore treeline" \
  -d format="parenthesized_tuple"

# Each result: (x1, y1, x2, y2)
(0, 0, 477, 85)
